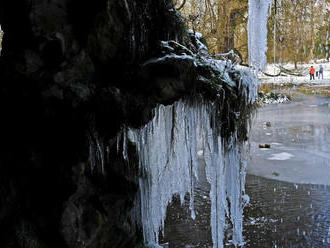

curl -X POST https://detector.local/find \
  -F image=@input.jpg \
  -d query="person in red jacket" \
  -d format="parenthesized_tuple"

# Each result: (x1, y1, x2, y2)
(309, 66, 315, 80)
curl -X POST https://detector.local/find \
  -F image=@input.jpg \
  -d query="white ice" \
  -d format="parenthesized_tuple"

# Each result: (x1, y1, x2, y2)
(118, 28, 258, 248)
(248, 0, 273, 72)
(124, 77, 256, 247)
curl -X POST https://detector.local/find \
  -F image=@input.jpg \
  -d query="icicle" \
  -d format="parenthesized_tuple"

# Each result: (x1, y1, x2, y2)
(224, 137, 244, 246)
(89, 139, 96, 171)
(248, 0, 273, 71)
(95, 137, 105, 174)
(122, 128, 128, 161)
(128, 101, 202, 245)
(125, 99, 252, 248)
(204, 134, 227, 248)
(88, 131, 105, 174)
(0, 25, 3, 56)
(116, 132, 121, 154)
(121, 29, 258, 247)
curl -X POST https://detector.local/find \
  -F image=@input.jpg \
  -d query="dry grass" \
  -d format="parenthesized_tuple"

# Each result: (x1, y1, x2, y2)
(259, 83, 330, 98)
(258, 83, 297, 93)
(296, 86, 330, 97)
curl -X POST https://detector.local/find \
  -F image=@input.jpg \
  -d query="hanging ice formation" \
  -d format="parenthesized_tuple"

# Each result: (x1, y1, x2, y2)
(118, 62, 257, 248)
(248, 0, 273, 71)
(0, 25, 4, 56)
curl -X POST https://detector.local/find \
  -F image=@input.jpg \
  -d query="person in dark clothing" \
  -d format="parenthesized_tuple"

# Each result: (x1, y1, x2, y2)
(319, 65, 324, 79)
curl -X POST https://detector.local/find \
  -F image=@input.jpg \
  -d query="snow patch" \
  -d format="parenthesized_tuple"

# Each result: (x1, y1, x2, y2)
(268, 152, 295, 161)
(197, 150, 204, 156)
(143, 54, 195, 66)
(188, 29, 203, 39)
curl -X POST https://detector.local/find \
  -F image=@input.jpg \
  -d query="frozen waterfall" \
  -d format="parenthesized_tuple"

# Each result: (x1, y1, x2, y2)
(126, 101, 249, 248)
(120, 63, 256, 248)
(248, 0, 273, 71)
(110, 13, 262, 246)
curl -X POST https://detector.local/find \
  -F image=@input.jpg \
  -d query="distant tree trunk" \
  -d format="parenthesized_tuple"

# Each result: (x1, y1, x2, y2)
(217, 5, 247, 53)
(309, 1, 315, 60)
(227, 9, 237, 51)
(228, 7, 247, 51)
(217, 3, 227, 53)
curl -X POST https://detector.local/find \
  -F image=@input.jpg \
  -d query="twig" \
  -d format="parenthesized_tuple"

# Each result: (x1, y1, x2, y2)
(176, 0, 186, 10)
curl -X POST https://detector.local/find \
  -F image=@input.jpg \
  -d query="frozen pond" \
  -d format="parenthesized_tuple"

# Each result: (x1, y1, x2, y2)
(248, 94, 330, 185)
(244, 175, 330, 248)
(161, 94, 330, 247)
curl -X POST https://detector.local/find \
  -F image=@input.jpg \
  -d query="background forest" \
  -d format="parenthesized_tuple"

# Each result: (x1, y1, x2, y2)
(175, 0, 330, 67)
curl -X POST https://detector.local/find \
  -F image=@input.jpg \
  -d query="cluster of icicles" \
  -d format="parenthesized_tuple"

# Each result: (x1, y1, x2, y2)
(111, 0, 271, 245)
(117, 97, 254, 248)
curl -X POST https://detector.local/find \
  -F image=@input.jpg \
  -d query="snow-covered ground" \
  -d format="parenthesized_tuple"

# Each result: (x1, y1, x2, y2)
(259, 61, 330, 85)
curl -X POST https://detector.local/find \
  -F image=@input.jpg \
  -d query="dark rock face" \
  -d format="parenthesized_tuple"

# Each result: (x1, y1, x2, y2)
(0, 1, 252, 247)
(0, 1, 187, 247)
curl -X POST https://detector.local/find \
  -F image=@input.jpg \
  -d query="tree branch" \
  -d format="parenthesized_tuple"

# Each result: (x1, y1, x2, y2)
(176, 0, 186, 10)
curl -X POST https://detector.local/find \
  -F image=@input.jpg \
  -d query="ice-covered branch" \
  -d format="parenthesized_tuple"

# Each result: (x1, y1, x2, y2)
(213, 50, 241, 66)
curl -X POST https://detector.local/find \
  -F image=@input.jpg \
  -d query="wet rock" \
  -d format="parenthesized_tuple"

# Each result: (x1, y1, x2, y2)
(259, 144, 271, 148)
(61, 175, 140, 248)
